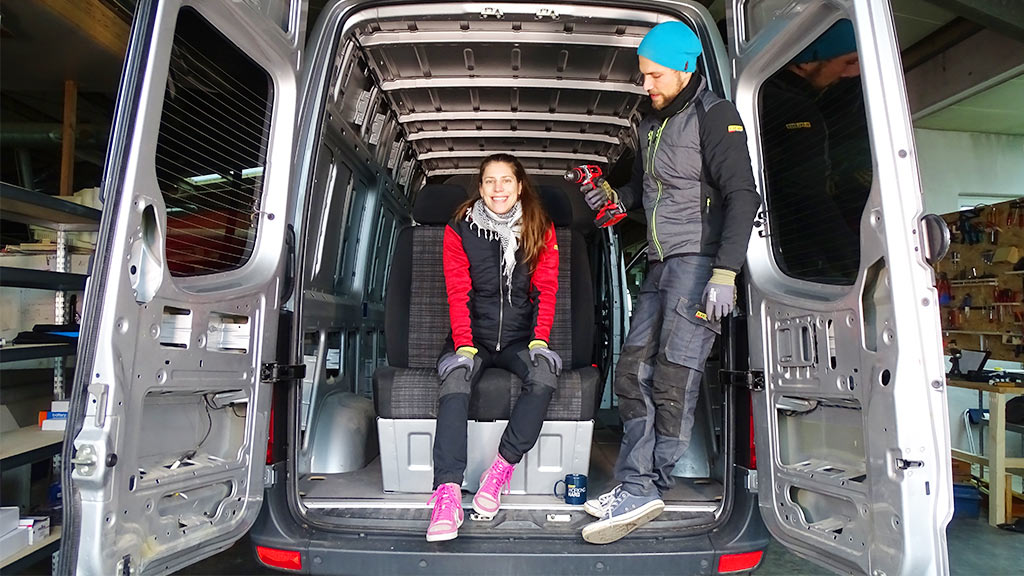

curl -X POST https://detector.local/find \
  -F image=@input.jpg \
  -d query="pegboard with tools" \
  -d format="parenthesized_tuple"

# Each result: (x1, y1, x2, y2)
(936, 197, 1024, 360)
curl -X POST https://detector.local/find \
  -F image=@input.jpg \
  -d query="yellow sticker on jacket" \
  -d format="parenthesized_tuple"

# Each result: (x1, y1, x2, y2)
(695, 310, 709, 322)
(785, 121, 812, 129)
(728, 125, 744, 132)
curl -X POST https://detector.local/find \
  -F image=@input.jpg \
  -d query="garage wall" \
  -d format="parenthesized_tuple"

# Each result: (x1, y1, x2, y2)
(916, 129, 1024, 214)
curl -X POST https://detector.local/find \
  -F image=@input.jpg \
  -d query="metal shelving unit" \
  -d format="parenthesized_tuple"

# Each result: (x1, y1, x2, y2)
(0, 182, 99, 572)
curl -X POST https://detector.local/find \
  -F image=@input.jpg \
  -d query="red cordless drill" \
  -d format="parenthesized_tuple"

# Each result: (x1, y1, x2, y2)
(564, 165, 626, 228)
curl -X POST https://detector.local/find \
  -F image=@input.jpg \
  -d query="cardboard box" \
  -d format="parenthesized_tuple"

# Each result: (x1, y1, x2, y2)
(0, 507, 19, 536)
(18, 516, 50, 545)
(0, 526, 30, 563)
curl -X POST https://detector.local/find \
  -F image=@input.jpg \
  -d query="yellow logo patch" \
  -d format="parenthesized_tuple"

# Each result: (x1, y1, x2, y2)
(785, 121, 812, 130)
(727, 125, 744, 132)
(695, 310, 709, 322)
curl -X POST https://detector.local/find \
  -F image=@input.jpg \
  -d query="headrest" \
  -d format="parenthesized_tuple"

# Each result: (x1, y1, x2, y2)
(413, 184, 469, 225)
(537, 185, 573, 227)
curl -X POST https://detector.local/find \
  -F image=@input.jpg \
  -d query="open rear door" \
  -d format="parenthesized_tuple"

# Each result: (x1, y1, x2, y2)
(729, 1, 951, 574)
(59, 1, 305, 574)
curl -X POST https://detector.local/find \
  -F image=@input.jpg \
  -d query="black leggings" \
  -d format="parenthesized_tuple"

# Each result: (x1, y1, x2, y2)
(432, 339, 557, 488)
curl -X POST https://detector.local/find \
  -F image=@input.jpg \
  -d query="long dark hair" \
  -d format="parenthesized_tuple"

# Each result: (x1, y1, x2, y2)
(454, 154, 551, 271)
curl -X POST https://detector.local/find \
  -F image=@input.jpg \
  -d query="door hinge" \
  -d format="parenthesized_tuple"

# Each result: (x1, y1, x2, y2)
(260, 362, 306, 383)
(264, 464, 277, 487)
(719, 369, 765, 391)
(895, 458, 924, 470)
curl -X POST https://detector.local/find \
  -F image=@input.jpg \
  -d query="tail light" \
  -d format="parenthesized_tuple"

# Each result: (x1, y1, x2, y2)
(266, 399, 275, 465)
(718, 550, 764, 573)
(748, 391, 757, 469)
(256, 545, 301, 571)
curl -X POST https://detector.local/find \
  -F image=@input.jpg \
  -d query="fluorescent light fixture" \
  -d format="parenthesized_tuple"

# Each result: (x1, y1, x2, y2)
(187, 173, 225, 185)
(242, 167, 264, 178)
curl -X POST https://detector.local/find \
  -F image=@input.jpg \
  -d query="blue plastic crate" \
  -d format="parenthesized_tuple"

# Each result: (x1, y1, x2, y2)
(953, 483, 981, 519)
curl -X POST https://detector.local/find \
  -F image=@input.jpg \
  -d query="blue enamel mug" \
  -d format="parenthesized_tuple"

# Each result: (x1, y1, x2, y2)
(553, 474, 588, 505)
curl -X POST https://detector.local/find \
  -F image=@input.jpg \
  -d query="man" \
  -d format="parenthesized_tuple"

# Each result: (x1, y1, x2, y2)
(761, 19, 861, 283)
(579, 21, 759, 544)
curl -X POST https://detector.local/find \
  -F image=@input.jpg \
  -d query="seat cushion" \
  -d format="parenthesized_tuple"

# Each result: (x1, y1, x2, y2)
(374, 365, 600, 420)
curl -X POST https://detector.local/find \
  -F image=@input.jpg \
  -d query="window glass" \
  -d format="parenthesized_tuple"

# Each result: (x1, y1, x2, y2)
(759, 19, 869, 285)
(156, 7, 274, 276)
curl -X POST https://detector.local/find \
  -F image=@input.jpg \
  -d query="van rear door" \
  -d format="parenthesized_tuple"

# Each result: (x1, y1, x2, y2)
(729, 1, 952, 574)
(60, 1, 305, 574)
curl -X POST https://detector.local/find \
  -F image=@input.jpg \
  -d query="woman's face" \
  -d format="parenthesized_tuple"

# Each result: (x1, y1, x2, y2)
(479, 161, 522, 215)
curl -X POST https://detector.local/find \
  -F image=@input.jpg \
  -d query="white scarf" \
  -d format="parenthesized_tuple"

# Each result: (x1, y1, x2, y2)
(468, 199, 523, 301)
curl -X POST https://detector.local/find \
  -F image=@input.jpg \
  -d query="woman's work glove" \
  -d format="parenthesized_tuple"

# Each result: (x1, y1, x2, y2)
(528, 340, 562, 376)
(438, 346, 479, 381)
(580, 180, 619, 212)
(702, 269, 736, 322)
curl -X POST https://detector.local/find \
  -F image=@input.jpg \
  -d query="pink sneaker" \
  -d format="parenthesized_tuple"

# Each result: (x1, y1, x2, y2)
(472, 454, 516, 518)
(426, 482, 464, 542)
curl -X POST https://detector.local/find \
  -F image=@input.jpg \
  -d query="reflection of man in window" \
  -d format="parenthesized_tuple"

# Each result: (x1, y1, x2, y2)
(762, 19, 861, 283)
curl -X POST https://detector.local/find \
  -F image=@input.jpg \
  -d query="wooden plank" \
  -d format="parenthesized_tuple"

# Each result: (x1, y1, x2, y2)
(60, 80, 77, 197)
(946, 378, 1024, 395)
(0, 426, 64, 462)
(35, 0, 130, 57)
(989, 389, 1007, 526)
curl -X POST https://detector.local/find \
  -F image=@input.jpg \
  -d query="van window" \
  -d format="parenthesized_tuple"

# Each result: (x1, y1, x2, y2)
(155, 7, 274, 276)
(758, 21, 868, 285)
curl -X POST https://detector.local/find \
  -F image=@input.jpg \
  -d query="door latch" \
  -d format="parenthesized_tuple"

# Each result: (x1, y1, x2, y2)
(895, 458, 924, 470)
(71, 444, 99, 476)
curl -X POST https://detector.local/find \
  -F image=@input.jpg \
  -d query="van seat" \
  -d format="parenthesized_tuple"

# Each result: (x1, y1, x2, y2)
(373, 183, 599, 493)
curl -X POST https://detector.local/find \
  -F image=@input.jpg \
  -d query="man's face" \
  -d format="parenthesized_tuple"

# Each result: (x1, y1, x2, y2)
(797, 52, 860, 91)
(639, 55, 692, 110)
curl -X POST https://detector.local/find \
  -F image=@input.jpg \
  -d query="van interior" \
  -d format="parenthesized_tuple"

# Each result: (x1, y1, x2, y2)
(281, 3, 739, 536)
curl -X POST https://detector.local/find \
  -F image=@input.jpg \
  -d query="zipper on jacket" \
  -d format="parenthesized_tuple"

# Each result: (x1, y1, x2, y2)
(496, 277, 504, 351)
(648, 117, 670, 260)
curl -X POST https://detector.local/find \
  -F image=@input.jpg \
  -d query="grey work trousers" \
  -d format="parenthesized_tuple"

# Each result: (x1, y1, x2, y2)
(613, 256, 720, 497)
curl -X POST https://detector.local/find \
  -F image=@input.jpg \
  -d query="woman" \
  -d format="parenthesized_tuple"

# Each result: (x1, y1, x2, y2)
(427, 153, 562, 542)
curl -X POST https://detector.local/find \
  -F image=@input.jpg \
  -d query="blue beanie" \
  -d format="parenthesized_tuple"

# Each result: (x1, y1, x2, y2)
(792, 19, 857, 64)
(638, 22, 702, 73)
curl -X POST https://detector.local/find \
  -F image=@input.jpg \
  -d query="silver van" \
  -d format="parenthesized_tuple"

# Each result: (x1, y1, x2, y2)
(58, 0, 953, 574)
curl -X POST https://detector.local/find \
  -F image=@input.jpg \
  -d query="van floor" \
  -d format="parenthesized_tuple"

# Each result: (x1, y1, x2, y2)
(300, 425, 724, 510)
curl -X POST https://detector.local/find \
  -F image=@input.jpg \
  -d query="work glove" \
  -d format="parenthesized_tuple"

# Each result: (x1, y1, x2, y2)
(438, 346, 479, 381)
(528, 340, 562, 376)
(580, 179, 619, 212)
(701, 269, 737, 323)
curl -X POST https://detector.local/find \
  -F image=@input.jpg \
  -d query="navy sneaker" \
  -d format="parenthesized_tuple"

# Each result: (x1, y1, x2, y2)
(581, 487, 665, 544)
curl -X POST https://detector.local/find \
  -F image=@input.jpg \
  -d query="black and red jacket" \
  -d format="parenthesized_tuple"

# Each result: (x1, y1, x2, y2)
(443, 216, 558, 352)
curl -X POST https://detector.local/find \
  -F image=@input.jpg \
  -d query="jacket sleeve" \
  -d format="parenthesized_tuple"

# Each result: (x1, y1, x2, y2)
(614, 152, 644, 212)
(443, 224, 474, 349)
(700, 101, 761, 272)
(530, 224, 560, 344)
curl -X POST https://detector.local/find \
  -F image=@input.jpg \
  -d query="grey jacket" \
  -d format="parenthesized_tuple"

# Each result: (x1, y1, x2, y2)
(618, 76, 760, 272)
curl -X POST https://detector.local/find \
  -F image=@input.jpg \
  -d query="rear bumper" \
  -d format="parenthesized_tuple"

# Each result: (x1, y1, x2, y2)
(250, 466, 769, 575)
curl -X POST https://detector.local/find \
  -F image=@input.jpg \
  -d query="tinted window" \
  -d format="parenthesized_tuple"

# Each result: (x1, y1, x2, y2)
(155, 8, 274, 276)
(759, 20, 869, 285)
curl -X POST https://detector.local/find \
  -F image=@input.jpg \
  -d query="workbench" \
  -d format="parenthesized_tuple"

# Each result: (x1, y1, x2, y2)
(947, 378, 1024, 526)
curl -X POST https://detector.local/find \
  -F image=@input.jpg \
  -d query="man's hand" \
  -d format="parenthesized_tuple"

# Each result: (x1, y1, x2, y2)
(580, 179, 618, 212)
(438, 346, 479, 381)
(702, 269, 737, 322)
(528, 340, 562, 376)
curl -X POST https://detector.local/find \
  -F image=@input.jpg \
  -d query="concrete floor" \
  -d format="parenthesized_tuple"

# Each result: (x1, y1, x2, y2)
(21, 513, 1022, 574)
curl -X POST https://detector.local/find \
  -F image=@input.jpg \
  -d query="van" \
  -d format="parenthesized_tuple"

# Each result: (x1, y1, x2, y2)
(57, 0, 954, 574)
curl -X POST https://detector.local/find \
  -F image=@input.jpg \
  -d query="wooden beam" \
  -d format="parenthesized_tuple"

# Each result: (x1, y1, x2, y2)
(60, 80, 77, 197)
(36, 0, 130, 57)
